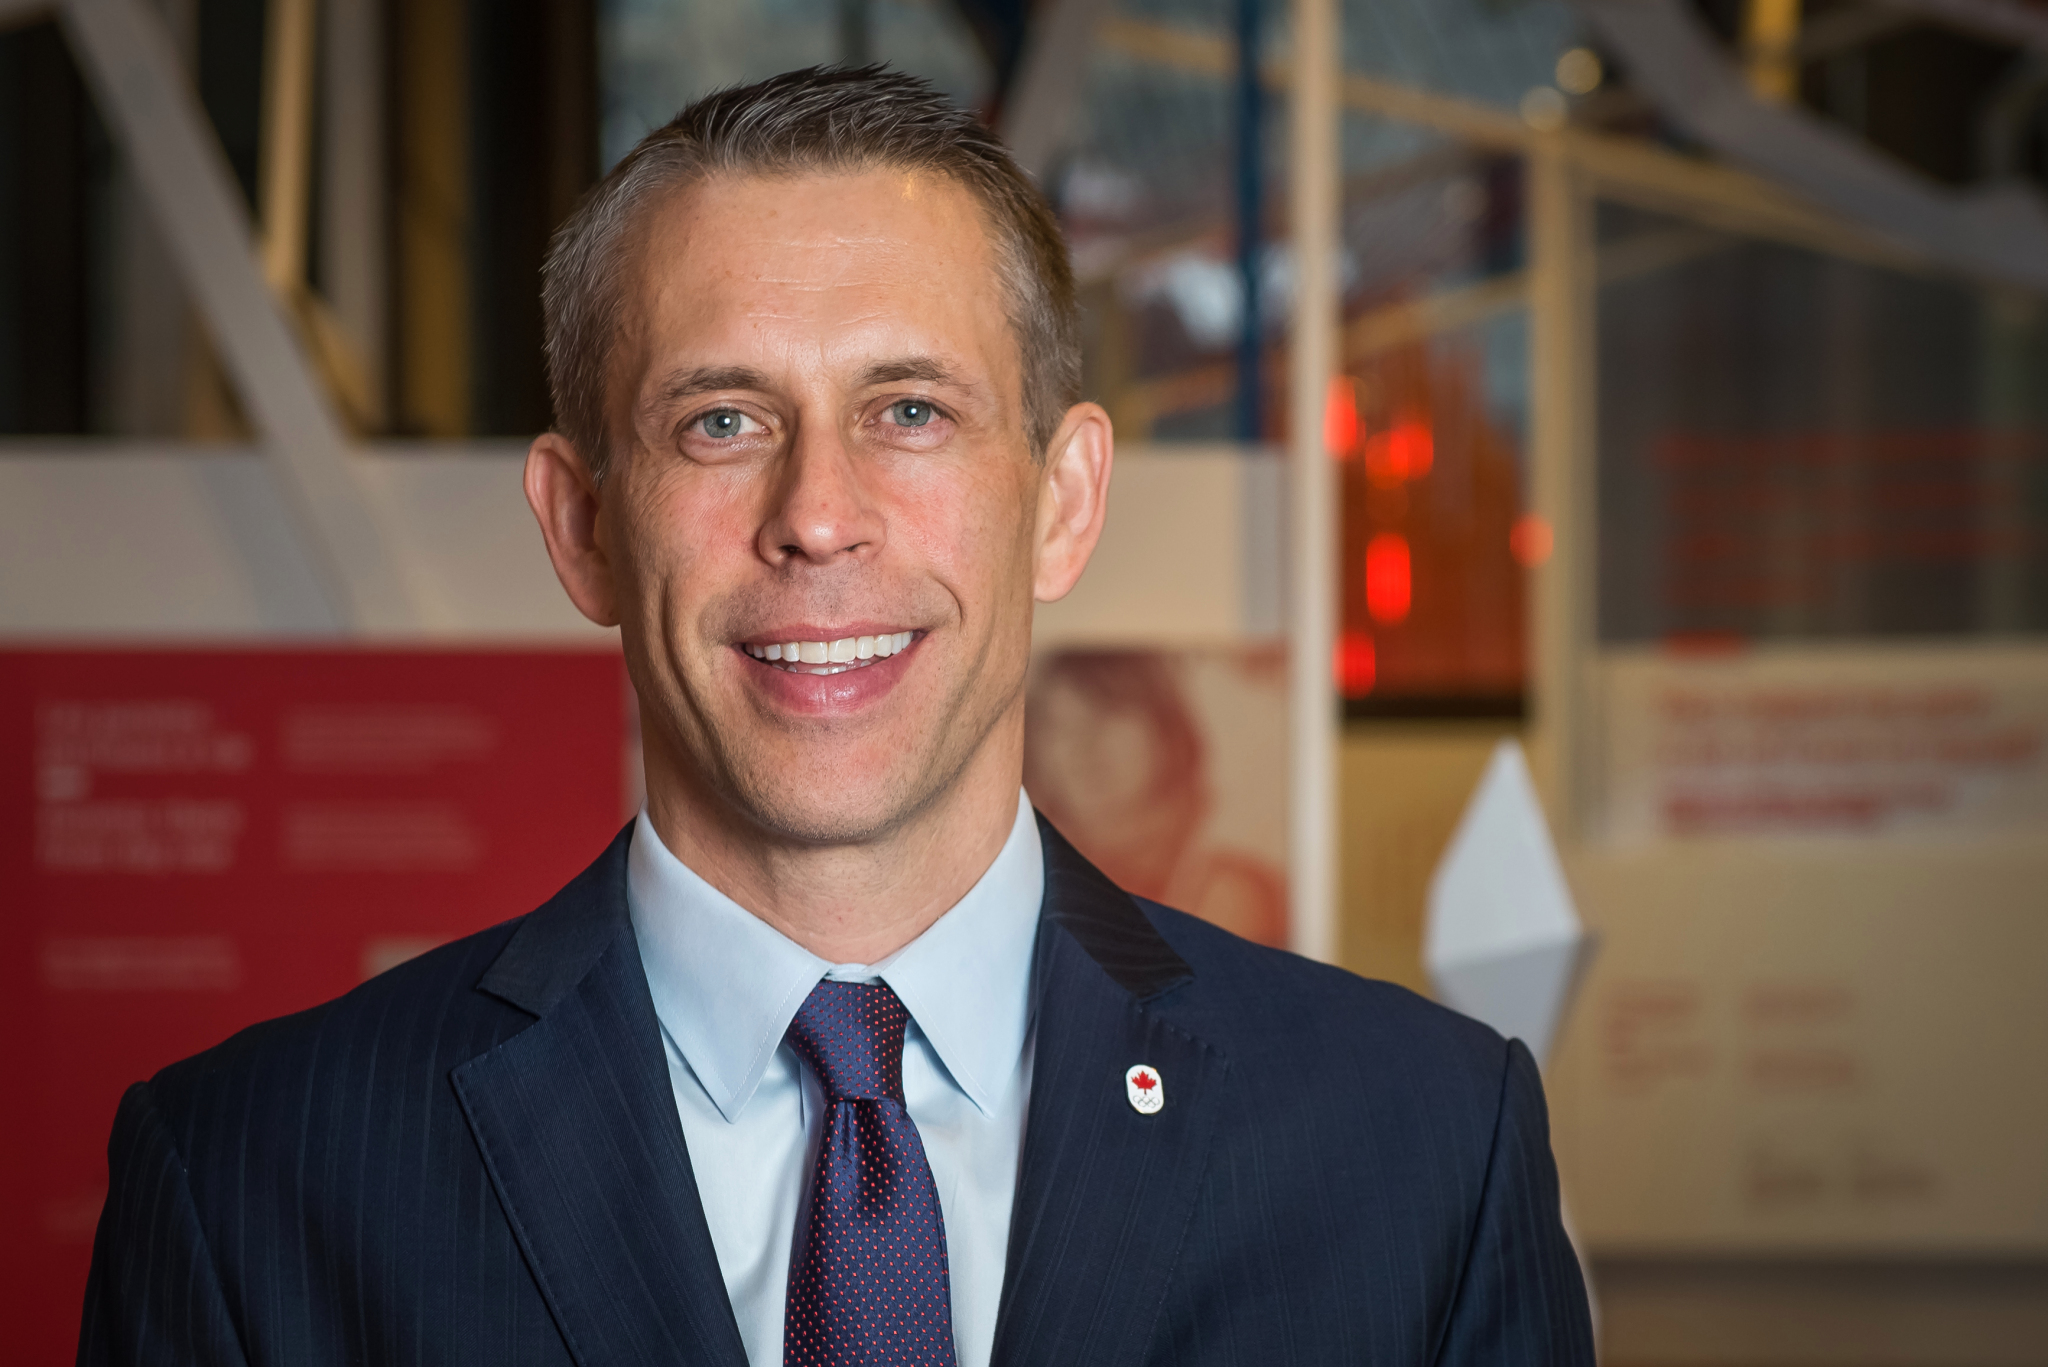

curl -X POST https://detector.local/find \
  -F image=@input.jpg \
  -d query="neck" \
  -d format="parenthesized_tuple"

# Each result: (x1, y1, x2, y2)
(640, 716, 1025, 964)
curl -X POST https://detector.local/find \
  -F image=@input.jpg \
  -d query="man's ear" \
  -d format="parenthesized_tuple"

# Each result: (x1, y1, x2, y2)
(1032, 402, 1114, 604)
(524, 432, 621, 627)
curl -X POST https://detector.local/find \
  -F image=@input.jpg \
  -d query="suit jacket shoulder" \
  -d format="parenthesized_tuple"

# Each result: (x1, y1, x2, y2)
(141, 820, 631, 1144)
(1140, 903, 1593, 1367)
(144, 916, 528, 1129)
(999, 820, 1591, 1367)
(83, 828, 656, 1367)
(1139, 895, 1516, 1124)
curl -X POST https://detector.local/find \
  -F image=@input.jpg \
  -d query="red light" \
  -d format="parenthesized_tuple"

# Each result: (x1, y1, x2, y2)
(1365, 533, 1411, 624)
(1324, 376, 1359, 458)
(1510, 513, 1553, 567)
(1333, 629, 1376, 697)
(1363, 419, 1432, 486)
(1393, 421, 1433, 479)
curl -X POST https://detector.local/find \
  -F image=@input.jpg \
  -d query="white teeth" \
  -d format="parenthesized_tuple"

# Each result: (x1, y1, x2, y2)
(745, 632, 916, 670)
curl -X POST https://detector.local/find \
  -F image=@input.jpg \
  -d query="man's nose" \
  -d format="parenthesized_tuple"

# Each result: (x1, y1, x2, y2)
(757, 417, 886, 567)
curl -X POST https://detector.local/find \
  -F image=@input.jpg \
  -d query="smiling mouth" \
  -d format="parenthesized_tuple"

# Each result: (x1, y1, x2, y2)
(742, 631, 917, 675)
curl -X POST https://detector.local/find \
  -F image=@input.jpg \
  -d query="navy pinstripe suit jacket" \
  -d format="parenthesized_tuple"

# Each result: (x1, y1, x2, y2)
(80, 816, 1594, 1366)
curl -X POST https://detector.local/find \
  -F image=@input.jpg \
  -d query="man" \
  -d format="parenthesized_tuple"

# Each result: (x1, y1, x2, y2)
(81, 68, 1593, 1366)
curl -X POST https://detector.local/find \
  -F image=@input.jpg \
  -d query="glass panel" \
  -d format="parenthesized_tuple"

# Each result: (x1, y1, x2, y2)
(1066, 0, 1575, 448)
(1341, 0, 1583, 115)
(1069, 121, 1534, 704)
(599, 0, 994, 168)
(1333, 132, 1529, 710)
(1337, 305, 1530, 708)
(1596, 202, 2048, 644)
(1066, 8, 1541, 709)
(1062, 1, 1269, 444)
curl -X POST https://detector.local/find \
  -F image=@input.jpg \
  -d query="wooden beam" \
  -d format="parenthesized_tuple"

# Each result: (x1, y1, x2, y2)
(1525, 147, 1595, 838)
(1743, 0, 1802, 104)
(258, 0, 315, 292)
(393, 0, 471, 437)
(1287, 0, 1340, 964)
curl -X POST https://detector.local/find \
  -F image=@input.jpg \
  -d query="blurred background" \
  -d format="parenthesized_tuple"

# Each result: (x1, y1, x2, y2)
(4, 0, 2048, 1360)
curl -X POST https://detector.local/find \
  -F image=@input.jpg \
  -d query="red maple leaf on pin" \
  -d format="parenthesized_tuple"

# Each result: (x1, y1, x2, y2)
(1132, 1070, 1156, 1091)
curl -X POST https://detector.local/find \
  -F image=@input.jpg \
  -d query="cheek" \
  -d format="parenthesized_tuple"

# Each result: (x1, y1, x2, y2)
(620, 466, 758, 620)
(885, 458, 1036, 603)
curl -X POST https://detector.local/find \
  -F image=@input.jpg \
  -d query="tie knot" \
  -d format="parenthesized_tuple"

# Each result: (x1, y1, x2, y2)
(786, 979, 910, 1104)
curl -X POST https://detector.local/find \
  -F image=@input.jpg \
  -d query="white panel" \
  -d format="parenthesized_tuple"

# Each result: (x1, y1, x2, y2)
(0, 445, 599, 641)
(0, 449, 277, 636)
(360, 443, 1280, 647)
(1032, 445, 1278, 649)
(355, 446, 609, 641)
(1, 443, 1279, 648)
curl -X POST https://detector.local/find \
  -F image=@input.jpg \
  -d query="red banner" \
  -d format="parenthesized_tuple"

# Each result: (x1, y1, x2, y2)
(0, 648, 629, 1362)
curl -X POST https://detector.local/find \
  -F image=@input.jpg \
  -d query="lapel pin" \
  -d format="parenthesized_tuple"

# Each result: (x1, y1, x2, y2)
(1125, 1064, 1164, 1115)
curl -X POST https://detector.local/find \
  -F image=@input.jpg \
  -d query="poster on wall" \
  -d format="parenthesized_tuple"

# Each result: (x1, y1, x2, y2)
(1024, 646, 1290, 947)
(1594, 645, 2048, 844)
(1559, 643, 2048, 1253)
(0, 649, 628, 1362)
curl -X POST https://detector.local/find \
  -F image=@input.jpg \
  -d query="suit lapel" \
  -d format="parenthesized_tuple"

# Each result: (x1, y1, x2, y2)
(990, 818, 1229, 1367)
(452, 827, 747, 1367)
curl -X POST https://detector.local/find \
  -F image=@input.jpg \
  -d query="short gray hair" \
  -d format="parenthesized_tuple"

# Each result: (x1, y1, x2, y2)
(542, 66, 1081, 482)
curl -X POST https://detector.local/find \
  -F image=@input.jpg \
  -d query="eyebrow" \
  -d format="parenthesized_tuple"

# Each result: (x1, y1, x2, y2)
(859, 357, 966, 388)
(650, 365, 773, 406)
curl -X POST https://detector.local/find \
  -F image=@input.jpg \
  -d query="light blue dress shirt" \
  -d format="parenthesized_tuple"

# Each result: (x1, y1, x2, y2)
(626, 792, 1043, 1367)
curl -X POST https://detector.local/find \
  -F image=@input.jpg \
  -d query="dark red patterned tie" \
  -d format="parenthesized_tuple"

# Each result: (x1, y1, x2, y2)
(783, 980, 957, 1367)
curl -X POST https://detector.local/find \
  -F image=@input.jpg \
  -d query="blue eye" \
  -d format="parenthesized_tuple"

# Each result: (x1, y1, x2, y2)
(889, 400, 934, 428)
(698, 409, 746, 439)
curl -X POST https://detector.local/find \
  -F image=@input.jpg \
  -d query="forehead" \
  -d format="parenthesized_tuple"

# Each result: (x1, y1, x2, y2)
(623, 167, 1010, 368)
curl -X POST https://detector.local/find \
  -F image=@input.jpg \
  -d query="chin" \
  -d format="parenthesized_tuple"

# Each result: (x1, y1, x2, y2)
(726, 761, 936, 848)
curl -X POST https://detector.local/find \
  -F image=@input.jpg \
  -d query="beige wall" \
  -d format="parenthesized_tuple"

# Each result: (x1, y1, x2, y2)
(1336, 722, 2048, 1367)
(1337, 719, 1518, 994)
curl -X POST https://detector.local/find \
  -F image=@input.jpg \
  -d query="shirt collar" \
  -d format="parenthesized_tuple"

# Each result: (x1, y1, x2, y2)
(627, 791, 1044, 1123)
(872, 796, 1042, 1115)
